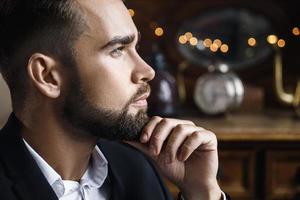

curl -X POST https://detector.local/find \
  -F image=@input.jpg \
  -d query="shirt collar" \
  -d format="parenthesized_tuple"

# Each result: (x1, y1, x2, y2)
(23, 139, 108, 198)
(81, 145, 108, 188)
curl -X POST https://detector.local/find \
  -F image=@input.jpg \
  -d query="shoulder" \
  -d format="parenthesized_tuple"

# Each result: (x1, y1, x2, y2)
(97, 140, 173, 199)
(98, 139, 155, 170)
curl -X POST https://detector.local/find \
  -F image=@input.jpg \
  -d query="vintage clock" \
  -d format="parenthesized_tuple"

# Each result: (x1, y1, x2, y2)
(194, 64, 244, 115)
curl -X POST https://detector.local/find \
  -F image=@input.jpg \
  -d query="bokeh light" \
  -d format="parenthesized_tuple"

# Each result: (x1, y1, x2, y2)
(292, 27, 300, 36)
(185, 32, 193, 40)
(179, 35, 188, 44)
(220, 44, 229, 53)
(267, 35, 278, 44)
(203, 38, 212, 48)
(189, 37, 198, 46)
(210, 43, 219, 52)
(213, 39, 222, 48)
(154, 27, 164, 37)
(248, 38, 257, 47)
(128, 9, 135, 17)
(277, 39, 286, 48)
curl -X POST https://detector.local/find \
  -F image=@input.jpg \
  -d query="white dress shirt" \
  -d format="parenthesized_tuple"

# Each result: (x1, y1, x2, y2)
(23, 139, 109, 200)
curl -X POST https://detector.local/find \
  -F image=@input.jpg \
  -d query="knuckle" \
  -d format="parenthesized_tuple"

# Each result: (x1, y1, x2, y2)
(174, 124, 185, 132)
(160, 118, 171, 125)
(152, 116, 162, 121)
(172, 130, 182, 138)
(167, 134, 178, 146)
(185, 120, 195, 125)
(182, 143, 193, 151)
(204, 131, 218, 146)
(153, 133, 162, 141)
(191, 131, 201, 139)
(165, 142, 174, 153)
(208, 131, 217, 140)
(210, 132, 218, 144)
(197, 126, 205, 131)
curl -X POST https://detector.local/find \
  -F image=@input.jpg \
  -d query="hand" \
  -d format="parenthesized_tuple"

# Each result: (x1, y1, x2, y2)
(126, 116, 222, 200)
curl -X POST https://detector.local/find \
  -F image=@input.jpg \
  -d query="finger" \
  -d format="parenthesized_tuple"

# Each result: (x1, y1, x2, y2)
(140, 116, 162, 143)
(164, 125, 204, 163)
(182, 120, 196, 126)
(141, 117, 194, 143)
(178, 131, 217, 162)
(148, 118, 177, 156)
(148, 119, 202, 156)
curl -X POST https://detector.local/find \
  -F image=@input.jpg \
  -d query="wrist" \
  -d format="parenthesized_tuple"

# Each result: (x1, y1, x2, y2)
(180, 182, 222, 200)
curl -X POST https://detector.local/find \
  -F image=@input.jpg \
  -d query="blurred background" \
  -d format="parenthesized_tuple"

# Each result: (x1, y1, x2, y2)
(124, 0, 300, 199)
(1, 0, 300, 199)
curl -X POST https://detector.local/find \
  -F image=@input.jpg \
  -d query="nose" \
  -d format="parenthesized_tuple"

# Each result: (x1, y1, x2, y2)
(131, 54, 155, 84)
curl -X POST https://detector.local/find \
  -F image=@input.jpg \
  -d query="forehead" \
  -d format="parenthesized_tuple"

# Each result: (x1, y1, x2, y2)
(76, 0, 137, 41)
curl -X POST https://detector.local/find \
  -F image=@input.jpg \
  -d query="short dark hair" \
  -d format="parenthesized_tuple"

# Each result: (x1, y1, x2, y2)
(0, 0, 86, 112)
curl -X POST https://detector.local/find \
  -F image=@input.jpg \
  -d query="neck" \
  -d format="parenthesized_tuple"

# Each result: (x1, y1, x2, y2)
(20, 111, 98, 181)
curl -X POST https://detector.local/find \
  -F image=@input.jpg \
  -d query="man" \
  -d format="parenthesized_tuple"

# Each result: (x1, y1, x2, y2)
(0, 0, 230, 199)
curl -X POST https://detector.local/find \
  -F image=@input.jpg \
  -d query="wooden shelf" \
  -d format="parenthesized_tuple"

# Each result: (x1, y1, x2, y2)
(182, 113, 300, 142)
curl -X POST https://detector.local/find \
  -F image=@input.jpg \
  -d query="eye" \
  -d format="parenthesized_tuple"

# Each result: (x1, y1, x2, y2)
(110, 46, 125, 58)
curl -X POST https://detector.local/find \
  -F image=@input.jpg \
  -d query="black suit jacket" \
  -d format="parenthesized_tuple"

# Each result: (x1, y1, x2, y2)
(0, 114, 173, 200)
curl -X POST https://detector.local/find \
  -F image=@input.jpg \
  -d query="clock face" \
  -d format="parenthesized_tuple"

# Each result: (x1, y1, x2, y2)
(194, 73, 243, 115)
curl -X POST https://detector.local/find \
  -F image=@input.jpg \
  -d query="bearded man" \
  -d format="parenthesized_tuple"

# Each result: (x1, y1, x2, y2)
(0, 0, 230, 199)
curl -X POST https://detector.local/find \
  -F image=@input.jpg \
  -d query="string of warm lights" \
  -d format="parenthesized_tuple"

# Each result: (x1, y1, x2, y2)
(127, 8, 299, 53)
(177, 26, 299, 53)
(178, 32, 230, 53)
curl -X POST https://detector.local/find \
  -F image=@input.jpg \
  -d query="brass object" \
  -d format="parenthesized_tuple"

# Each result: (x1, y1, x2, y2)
(274, 49, 300, 116)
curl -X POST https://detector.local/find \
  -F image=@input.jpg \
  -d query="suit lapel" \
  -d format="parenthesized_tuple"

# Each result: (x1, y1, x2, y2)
(98, 140, 126, 200)
(0, 114, 58, 200)
(98, 140, 173, 200)
(108, 167, 126, 200)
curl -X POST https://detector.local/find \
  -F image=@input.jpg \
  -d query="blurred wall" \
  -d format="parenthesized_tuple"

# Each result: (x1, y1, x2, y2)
(0, 75, 12, 128)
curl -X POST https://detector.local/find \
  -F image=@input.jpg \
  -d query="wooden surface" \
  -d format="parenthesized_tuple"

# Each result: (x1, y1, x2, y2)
(184, 113, 300, 141)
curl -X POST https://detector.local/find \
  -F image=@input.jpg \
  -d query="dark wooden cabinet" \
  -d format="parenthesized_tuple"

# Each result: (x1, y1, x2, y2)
(218, 150, 256, 199)
(266, 150, 300, 200)
(164, 114, 300, 200)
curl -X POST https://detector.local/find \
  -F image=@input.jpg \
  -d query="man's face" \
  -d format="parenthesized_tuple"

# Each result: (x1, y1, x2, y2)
(60, 0, 155, 140)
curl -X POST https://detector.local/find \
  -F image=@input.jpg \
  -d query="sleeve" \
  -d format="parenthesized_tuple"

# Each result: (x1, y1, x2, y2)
(177, 191, 231, 200)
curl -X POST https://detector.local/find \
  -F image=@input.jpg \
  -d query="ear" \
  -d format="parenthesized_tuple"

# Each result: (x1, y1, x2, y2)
(27, 53, 62, 98)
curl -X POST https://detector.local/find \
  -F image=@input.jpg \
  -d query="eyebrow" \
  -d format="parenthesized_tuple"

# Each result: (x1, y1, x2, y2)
(101, 32, 141, 49)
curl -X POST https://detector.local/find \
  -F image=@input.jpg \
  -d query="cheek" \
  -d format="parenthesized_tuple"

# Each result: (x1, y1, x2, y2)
(79, 62, 134, 110)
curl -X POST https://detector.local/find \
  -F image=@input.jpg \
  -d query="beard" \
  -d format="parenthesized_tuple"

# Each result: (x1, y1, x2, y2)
(61, 72, 151, 141)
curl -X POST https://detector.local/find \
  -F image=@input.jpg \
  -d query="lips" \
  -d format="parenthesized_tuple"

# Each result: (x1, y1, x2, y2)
(131, 93, 150, 107)
(134, 93, 150, 102)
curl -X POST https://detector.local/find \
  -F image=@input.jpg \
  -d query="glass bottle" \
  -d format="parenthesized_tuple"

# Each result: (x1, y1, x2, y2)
(147, 45, 179, 117)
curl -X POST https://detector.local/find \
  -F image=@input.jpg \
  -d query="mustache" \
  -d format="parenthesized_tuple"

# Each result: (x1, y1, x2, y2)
(127, 84, 151, 105)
